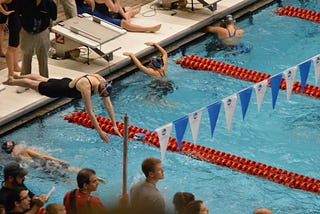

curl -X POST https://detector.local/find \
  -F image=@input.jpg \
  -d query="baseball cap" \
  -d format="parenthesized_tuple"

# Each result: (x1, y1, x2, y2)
(4, 162, 28, 178)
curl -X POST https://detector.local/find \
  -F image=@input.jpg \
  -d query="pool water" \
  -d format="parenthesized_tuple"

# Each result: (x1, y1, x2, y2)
(1, 0, 320, 213)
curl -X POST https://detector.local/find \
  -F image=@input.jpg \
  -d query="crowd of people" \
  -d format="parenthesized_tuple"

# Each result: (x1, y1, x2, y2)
(0, 156, 273, 214)
(0, 0, 271, 213)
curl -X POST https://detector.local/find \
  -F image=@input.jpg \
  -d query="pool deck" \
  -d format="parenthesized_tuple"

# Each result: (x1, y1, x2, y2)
(0, 0, 274, 134)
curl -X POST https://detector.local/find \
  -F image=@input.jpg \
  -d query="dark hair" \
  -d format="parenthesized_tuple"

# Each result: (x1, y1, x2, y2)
(173, 192, 195, 214)
(185, 200, 204, 214)
(6, 187, 27, 211)
(77, 168, 96, 188)
(141, 157, 161, 178)
(1, 141, 16, 154)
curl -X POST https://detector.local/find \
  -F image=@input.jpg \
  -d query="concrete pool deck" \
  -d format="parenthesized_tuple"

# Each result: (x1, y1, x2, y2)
(0, 0, 275, 134)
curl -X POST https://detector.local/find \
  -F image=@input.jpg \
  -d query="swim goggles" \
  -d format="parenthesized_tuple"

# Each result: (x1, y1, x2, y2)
(98, 81, 112, 97)
(151, 56, 164, 68)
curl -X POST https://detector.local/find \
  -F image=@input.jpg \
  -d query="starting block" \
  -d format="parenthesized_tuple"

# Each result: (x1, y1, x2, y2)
(51, 14, 126, 63)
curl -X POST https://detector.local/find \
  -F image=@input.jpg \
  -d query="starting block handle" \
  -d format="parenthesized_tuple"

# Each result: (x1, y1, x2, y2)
(70, 25, 101, 43)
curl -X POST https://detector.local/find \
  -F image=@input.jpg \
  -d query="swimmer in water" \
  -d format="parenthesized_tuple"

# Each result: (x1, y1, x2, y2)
(206, 15, 244, 47)
(123, 42, 168, 78)
(1, 140, 106, 183)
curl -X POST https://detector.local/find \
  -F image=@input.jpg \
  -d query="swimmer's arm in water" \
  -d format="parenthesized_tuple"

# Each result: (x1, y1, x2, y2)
(21, 148, 68, 164)
(123, 52, 159, 77)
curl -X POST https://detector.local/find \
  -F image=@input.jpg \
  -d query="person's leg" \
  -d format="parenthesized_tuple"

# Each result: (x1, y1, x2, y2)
(0, 23, 6, 57)
(3, 77, 41, 91)
(5, 46, 18, 79)
(124, 4, 141, 18)
(35, 29, 50, 78)
(13, 73, 48, 81)
(121, 20, 161, 32)
(20, 29, 34, 76)
(61, 0, 77, 19)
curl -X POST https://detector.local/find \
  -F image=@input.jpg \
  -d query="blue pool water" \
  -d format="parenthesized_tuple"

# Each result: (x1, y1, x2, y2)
(1, 0, 320, 213)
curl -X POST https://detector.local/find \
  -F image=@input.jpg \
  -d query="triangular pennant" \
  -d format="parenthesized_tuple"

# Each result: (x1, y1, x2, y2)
(269, 74, 282, 109)
(298, 60, 312, 93)
(253, 80, 268, 112)
(222, 94, 237, 132)
(207, 101, 221, 138)
(312, 55, 320, 85)
(283, 66, 297, 101)
(173, 116, 189, 151)
(188, 108, 203, 145)
(155, 123, 173, 160)
(238, 87, 253, 120)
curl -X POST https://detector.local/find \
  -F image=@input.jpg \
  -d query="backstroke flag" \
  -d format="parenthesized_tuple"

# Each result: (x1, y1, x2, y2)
(155, 123, 173, 160)
(312, 55, 320, 85)
(253, 80, 268, 112)
(174, 116, 189, 151)
(188, 108, 203, 145)
(238, 87, 253, 120)
(270, 73, 282, 109)
(283, 66, 297, 101)
(222, 94, 237, 132)
(207, 101, 221, 138)
(298, 60, 312, 93)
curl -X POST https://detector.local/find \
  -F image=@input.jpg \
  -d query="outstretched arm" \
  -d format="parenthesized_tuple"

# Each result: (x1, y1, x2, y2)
(80, 85, 110, 143)
(102, 96, 122, 137)
(145, 42, 168, 70)
(21, 148, 67, 165)
(123, 52, 158, 77)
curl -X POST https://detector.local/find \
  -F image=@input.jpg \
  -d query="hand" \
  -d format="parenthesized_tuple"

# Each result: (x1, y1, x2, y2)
(99, 130, 110, 144)
(113, 125, 122, 137)
(145, 42, 155, 46)
(123, 52, 133, 57)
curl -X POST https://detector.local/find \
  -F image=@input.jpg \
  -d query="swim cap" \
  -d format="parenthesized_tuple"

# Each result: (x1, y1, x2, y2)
(225, 15, 235, 25)
(151, 56, 164, 68)
(98, 81, 112, 97)
(1, 141, 16, 154)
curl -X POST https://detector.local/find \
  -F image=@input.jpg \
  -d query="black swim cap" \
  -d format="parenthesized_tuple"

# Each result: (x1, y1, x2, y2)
(1, 141, 16, 154)
(151, 56, 164, 68)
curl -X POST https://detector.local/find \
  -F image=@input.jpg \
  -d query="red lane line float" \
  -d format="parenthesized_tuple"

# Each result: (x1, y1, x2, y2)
(275, 5, 320, 23)
(64, 110, 320, 194)
(177, 55, 320, 99)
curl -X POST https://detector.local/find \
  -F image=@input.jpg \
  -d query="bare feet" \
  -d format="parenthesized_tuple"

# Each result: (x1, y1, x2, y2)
(148, 24, 161, 32)
(3, 76, 14, 85)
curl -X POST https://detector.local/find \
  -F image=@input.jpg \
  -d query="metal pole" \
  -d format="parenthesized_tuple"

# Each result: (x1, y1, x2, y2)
(121, 114, 129, 206)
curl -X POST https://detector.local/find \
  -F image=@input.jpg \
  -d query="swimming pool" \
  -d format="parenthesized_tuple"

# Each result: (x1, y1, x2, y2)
(1, 0, 320, 213)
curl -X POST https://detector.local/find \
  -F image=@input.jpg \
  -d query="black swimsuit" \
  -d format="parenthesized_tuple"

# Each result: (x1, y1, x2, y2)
(38, 75, 99, 98)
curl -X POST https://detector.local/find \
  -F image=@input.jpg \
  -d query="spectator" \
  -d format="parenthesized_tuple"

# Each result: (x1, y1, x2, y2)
(54, 0, 77, 19)
(87, 0, 141, 20)
(0, 0, 21, 82)
(130, 157, 165, 214)
(253, 208, 273, 214)
(206, 14, 244, 47)
(45, 203, 66, 214)
(123, 42, 168, 78)
(18, 0, 57, 81)
(75, 0, 161, 33)
(185, 200, 209, 214)
(63, 168, 107, 214)
(173, 192, 195, 214)
(6, 187, 45, 214)
(3, 74, 122, 143)
(0, 162, 47, 213)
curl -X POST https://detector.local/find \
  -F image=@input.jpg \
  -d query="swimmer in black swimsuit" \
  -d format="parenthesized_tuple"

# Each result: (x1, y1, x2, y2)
(123, 42, 168, 78)
(3, 74, 122, 144)
(206, 15, 244, 47)
(1, 140, 106, 183)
